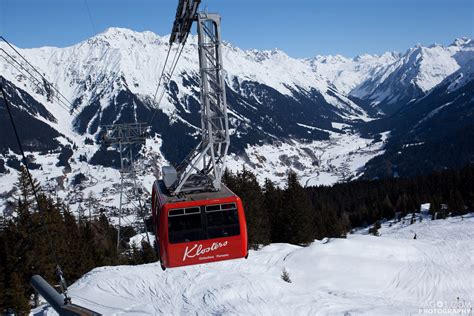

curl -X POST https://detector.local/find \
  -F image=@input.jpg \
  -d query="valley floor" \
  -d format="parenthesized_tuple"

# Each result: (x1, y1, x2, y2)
(32, 214, 474, 315)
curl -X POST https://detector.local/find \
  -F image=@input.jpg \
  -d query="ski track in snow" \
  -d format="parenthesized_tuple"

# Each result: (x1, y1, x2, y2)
(32, 214, 474, 316)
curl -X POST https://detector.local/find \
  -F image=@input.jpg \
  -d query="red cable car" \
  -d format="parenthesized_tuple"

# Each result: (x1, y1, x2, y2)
(149, 1, 248, 270)
(152, 180, 248, 269)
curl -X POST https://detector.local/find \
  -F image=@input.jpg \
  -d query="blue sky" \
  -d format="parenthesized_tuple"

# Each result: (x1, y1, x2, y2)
(0, 0, 472, 58)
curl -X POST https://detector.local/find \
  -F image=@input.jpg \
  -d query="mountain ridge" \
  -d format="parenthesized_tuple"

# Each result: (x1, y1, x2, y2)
(0, 29, 473, 213)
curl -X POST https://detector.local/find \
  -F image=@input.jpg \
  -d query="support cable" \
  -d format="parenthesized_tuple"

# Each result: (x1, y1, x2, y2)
(0, 50, 73, 114)
(147, 45, 174, 125)
(83, 0, 98, 34)
(0, 77, 71, 305)
(66, 0, 115, 120)
(152, 46, 173, 106)
(0, 36, 77, 114)
(148, 42, 186, 125)
(168, 42, 186, 85)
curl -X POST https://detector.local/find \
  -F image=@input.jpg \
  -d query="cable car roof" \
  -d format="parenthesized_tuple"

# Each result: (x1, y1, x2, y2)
(155, 180, 237, 204)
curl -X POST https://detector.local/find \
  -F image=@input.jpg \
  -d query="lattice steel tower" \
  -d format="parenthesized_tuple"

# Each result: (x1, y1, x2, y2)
(163, 3, 230, 195)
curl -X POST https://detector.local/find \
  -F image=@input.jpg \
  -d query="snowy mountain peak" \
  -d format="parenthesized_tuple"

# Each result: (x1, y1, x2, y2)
(450, 37, 472, 47)
(101, 27, 142, 36)
(311, 54, 350, 64)
(243, 47, 291, 63)
(88, 27, 169, 49)
(346, 38, 473, 111)
(0, 29, 473, 211)
(353, 54, 375, 62)
(1, 29, 471, 118)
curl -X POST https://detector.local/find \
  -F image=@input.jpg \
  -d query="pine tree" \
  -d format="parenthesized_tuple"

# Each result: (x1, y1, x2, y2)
(4, 195, 37, 312)
(61, 208, 91, 281)
(449, 190, 465, 216)
(77, 203, 85, 223)
(368, 221, 381, 236)
(264, 178, 285, 243)
(5, 272, 29, 314)
(410, 213, 416, 225)
(233, 169, 270, 249)
(339, 212, 351, 237)
(317, 199, 345, 239)
(1, 169, 127, 312)
(222, 169, 237, 190)
(281, 268, 292, 283)
(86, 191, 98, 221)
(312, 199, 329, 239)
(141, 241, 158, 263)
(406, 196, 415, 214)
(429, 196, 441, 220)
(283, 171, 314, 245)
(15, 166, 41, 207)
(395, 193, 409, 217)
(130, 244, 143, 265)
(0, 230, 6, 311)
(382, 195, 395, 220)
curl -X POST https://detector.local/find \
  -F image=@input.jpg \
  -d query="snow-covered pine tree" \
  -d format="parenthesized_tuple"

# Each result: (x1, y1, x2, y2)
(15, 166, 41, 207)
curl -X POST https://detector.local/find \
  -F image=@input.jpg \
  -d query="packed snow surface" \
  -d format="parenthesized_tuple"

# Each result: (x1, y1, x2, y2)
(33, 214, 474, 315)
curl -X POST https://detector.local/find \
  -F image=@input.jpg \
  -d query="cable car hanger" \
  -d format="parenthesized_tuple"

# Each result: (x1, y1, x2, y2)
(151, 0, 248, 270)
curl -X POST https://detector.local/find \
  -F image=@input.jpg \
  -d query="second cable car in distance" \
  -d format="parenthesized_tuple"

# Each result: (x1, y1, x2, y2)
(151, 0, 248, 270)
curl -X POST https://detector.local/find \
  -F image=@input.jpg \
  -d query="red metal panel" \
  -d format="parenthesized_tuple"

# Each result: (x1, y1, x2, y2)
(168, 236, 244, 267)
(152, 187, 248, 268)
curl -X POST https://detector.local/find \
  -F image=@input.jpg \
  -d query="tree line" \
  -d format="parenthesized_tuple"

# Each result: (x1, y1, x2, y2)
(223, 164, 474, 249)
(0, 167, 156, 314)
(1, 164, 473, 313)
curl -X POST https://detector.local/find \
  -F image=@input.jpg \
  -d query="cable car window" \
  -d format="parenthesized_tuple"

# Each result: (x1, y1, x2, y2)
(168, 208, 203, 243)
(169, 209, 184, 216)
(206, 205, 220, 212)
(221, 203, 234, 210)
(184, 207, 200, 215)
(205, 203, 240, 239)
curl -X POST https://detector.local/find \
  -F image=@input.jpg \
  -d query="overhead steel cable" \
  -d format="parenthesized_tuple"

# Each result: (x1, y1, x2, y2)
(0, 49, 75, 114)
(148, 42, 187, 125)
(0, 77, 72, 305)
(151, 45, 173, 106)
(0, 36, 78, 114)
(82, 0, 155, 252)
(83, 0, 98, 34)
(0, 49, 74, 114)
(149, 0, 202, 129)
(168, 42, 186, 83)
(147, 44, 176, 125)
(67, 0, 112, 119)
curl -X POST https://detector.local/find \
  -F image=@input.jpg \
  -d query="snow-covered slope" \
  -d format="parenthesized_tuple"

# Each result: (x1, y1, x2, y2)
(0, 27, 380, 209)
(0, 27, 370, 128)
(361, 49, 474, 178)
(306, 52, 399, 96)
(0, 30, 473, 214)
(3, 30, 471, 138)
(307, 37, 473, 115)
(32, 214, 474, 315)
